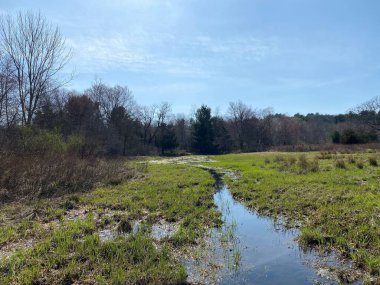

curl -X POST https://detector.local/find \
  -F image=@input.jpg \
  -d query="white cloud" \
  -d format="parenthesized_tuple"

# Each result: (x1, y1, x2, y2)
(67, 32, 278, 79)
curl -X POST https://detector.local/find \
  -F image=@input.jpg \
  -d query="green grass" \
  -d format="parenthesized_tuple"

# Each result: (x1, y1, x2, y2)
(2, 151, 380, 282)
(207, 151, 380, 275)
(0, 161, 220, 284)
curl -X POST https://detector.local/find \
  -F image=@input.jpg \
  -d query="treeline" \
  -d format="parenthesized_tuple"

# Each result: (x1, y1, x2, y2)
(1, 78, 379, 156)
(0, 11, 379, 158)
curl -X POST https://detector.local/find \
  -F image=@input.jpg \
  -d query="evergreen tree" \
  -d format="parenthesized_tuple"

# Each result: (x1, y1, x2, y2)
(331, 131, 341, 144)
(191, 105, 216, 154)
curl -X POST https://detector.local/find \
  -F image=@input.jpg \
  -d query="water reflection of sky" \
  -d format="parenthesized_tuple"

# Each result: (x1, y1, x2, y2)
(213, 185, 361, 285)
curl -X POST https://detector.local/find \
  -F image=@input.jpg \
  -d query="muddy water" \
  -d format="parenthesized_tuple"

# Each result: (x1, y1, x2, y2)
(210, 181, 361, 285)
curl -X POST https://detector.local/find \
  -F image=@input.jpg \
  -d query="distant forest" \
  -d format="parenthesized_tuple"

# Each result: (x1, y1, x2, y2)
(1, 12, 380, 157)
(1, 79, 379, 156)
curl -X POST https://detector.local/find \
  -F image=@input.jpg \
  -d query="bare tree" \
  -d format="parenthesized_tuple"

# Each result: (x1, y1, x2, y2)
(138, 105, 157, 146)
(351, 96, 380, 131)
(227, 101, 255, 150)
(0, 11, 71, 125)
(85, 79, 135, 122)
(0, 52, 18, 126)
(137, 102, 172, 147)
(151, 102, 171, 144)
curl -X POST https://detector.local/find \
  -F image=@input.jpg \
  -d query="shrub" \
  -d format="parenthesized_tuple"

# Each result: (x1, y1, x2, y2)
(21, 128, 66, 154)
(340, 129, 360, 144)
(369, 157, 378, 167)
(66, 134, 86, 156)
(335, 159, 347, 169)
(296, 155, 319, 173)
(331, 131, 341, 144)
(308, 159, 320, 172)
(356, 161, 364, 169)
(347, 156, 356, 164)
(297, 154, 308, 170)
(0, 153, 137, 203)
(318, 151, 332, 160)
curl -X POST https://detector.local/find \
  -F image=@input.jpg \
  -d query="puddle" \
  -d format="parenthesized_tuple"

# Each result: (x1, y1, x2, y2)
(151, 221, 178, 239)
(98, 220, 177, 242)
(189, 174, 363, 285)
(99, 229, 115, 241)
(149, 156, 216, 165)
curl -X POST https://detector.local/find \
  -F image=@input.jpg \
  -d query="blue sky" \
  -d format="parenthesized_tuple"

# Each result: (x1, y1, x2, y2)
(1, 0, 379, 115)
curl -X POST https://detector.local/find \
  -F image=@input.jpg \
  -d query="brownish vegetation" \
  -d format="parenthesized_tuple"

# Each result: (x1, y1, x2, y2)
(0, 153, 136, 203)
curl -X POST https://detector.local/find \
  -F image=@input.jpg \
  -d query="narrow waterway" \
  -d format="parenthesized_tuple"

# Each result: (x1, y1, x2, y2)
(209, 175, 361, 285)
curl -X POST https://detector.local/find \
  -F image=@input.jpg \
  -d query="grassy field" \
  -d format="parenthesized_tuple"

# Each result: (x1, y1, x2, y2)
(0, 161, 220, 284)
(1, 151, 380, 284)
(207, 151, 380, 277)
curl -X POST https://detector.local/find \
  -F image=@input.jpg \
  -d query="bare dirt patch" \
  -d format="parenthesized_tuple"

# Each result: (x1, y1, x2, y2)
(0, 238, 34, 260)
(149, 156, 217, 165)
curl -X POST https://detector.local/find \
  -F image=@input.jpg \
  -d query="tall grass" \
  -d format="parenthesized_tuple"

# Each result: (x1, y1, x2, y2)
(0, 153, 135, 203)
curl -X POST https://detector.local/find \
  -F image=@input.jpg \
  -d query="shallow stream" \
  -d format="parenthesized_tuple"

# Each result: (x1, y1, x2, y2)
(204, 175, 361, 285)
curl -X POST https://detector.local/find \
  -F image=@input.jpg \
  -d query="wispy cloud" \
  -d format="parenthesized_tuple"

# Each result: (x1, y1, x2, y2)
(67, 32, 278, 79)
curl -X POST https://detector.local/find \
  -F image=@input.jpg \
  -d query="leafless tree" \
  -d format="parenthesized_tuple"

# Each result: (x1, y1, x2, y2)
(138, 105, 157, 146)
(0, 11, 71, 125)
(351, 96, 380, 131)
(227, 100, 255, 150)
(151, 102, 171, 144)
(0, 52, 18, 126)
(137, 102, 172, 147)
(85, 79, 135, 121)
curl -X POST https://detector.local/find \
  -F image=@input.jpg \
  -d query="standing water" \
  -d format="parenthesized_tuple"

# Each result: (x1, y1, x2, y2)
(206, 175, 361, 285)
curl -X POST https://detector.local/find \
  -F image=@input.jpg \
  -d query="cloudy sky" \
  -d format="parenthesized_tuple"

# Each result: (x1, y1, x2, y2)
(1, 0, 379, 115)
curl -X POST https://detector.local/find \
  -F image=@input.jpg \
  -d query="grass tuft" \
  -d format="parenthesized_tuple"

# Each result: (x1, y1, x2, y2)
(368, 157, 378, 166)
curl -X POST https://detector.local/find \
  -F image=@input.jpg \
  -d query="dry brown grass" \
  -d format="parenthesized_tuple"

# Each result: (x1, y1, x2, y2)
(0, 153, 136, 203)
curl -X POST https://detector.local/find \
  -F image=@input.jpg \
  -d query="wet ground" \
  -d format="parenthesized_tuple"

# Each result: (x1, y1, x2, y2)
(194, 178, 363, 285)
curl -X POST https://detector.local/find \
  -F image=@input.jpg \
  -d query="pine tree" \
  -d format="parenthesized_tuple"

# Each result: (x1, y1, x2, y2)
(191, 105, 216, 154)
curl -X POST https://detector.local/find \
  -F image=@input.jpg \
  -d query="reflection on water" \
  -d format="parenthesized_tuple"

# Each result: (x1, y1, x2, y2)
(210, 179, 361, 285)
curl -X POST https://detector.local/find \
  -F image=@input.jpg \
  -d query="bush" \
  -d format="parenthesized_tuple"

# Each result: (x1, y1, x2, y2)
(66, 134, 85, 156)
(308, 159, 320, 172)
(318, 151, 332, 160)
(347, 156, 356, 164)
(369, 157, 378, 167)
(335, 159, 347, 169)
(0, 153, 137, 203)
(331, 131, 341, 144)
(21, 128, 66, 154)
(340, 129, 360, 144)
(297, 154, 308, 170)
(356, 161, 364, 169)
(297, 155, 319, 173)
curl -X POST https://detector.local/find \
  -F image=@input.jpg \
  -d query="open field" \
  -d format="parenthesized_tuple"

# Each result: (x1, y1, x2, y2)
(0, 161, 220, 284)
(1, 151, 380, 284)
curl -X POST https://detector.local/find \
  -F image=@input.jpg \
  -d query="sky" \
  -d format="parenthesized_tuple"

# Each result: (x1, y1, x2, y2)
(1, 0, 379, 115)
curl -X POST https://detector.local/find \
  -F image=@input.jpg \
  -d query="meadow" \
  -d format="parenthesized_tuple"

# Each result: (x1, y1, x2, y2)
(0, 161, 220, 284)
(0, 151, 380, 284)
(208, 151, 380, 278)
